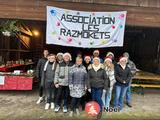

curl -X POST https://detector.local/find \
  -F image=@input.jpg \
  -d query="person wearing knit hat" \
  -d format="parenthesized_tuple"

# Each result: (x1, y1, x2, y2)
(56, 53, 63, 63)
(123, 52, 138, 108)
(84, 56, 91, 61)
(106, 52, 117, 66)
(106, 52, 114, 58)
(114, 56, 131, 111)
(87, 56, 109, 119)
(63, 52, 72, 61)
(102, 56, 116, 110)
(119, 56, 127, 63)
(104, 56, 112, 63)
(91, 50, 103, 63)
(84, 55, 91, 71)
(54, 52, 74, 113)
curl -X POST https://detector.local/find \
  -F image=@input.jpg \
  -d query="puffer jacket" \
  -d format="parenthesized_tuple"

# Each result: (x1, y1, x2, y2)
(54, 61, 73, 86)
(87, 64, 109, 90)
(69, 64, 87, 85)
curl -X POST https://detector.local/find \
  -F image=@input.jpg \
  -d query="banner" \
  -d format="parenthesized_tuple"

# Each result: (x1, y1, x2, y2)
(46, 6, 127, 48)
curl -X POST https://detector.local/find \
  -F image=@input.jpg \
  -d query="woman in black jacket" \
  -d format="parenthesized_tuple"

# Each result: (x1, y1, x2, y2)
(87, 57, 109, 119)
(114, 56, 131, 111)
(36, 49, 49, 104)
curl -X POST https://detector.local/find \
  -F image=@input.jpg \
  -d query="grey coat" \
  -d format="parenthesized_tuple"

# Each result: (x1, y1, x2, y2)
(127, 60, 137, 76)
(69, 64, 87, 98)
(54, 62, 74, 86)
(41, 61, 57, 87)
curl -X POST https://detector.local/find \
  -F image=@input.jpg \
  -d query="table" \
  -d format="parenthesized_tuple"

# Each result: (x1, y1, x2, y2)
(0, 76, 34, 90)
(0, 63, 34, 72)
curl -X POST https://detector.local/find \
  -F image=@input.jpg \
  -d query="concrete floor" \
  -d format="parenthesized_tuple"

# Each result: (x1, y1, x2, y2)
(0, 87, 160, 120)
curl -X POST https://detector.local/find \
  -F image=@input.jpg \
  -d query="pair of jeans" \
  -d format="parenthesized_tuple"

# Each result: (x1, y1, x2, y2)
(91, 87, 103, 112)
(45, 81, 54, 103)
(114, 85, 128, 110)
(102, 87, 113, 109)
(55, 86, 69, 107)
(126, 85, 131, 104)
(70, 97, 81, 111)
(126, 80, 132, 104)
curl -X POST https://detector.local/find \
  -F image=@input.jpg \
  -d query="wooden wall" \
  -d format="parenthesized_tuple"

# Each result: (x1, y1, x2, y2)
(60, 0, 160, 8)
(0, 0, 160, 27)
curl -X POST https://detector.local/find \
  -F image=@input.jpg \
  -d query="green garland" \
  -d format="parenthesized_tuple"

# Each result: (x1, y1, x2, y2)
(0, 20, 20, 36)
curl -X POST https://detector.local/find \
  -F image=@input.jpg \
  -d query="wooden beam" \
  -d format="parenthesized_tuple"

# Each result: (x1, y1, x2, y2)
(0, 49, 30, 52)
(57, 0, 160, 8)
(0, 0, 160, 27)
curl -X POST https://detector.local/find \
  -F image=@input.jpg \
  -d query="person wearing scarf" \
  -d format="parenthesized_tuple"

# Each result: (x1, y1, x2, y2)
(41, 54, 57, 110)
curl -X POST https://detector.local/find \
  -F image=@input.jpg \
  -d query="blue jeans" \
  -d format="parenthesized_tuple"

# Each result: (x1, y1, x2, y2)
(91, 87, 103, 112)
(126, 85, 131, 104)
(114, 85, 128, 110)
(102, 87, 113, 109)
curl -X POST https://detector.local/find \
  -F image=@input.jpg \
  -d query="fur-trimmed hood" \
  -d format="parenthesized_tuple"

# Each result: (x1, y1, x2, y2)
(88, 63, 104, 70)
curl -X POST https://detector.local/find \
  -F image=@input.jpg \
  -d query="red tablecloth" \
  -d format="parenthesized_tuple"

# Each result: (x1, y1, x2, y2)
(0, 76, 33, 90)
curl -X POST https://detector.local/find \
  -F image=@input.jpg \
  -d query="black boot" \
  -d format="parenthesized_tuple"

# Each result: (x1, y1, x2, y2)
(126, 103, 132, 108)
(97, 111, 102, 119)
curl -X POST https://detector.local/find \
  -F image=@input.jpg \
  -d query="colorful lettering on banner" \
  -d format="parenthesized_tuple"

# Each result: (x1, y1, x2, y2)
(46, 6, 127, 48)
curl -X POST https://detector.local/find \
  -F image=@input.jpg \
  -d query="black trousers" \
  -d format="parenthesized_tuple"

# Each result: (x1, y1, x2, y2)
(55, 86, 69, 107)
(81, 91, 92, 110)
(38, 78, 43, 97)
(71, 97, 81, 111)
(45, 81, 55, 103)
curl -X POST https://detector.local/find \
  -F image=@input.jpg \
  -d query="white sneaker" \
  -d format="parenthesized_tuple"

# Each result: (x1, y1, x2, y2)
(54, 106, 60, 112)
(63, 106, 68, 113)
(51, 102, 55, 109)
(69, 111, 73, 117)
(36, 97, 43, 104)
(76, 108, 80, 116)
(45, 103, 50, 110)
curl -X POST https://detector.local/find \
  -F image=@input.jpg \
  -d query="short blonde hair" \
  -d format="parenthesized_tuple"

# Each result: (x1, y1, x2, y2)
(76, 57, 83, 62)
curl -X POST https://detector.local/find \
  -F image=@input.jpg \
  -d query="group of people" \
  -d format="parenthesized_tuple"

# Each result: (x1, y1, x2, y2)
(36, 49, 137, 119)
